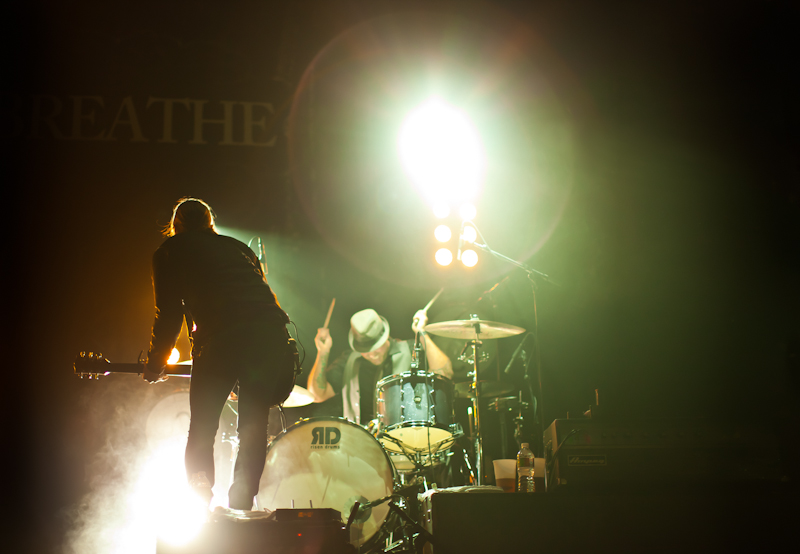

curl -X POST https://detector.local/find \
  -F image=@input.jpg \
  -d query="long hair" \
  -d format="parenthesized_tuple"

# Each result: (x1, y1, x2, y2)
(163, 197, 218, 237)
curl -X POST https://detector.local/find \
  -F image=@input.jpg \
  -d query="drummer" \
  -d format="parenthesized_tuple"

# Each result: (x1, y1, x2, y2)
(307, 308, 453, 425)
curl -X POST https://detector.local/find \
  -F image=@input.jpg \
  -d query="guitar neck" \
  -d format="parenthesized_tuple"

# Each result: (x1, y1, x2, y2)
(75, 362, 191, 378)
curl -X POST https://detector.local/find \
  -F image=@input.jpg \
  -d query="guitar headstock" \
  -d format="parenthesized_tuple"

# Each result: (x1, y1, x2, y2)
(74, 352, 111, 379)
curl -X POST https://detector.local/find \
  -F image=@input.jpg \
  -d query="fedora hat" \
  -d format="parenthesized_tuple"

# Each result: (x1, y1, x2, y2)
(349, 309, 390, 353)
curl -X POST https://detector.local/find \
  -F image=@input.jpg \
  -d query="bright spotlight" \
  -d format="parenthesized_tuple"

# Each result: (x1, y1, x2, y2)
(137, 443, 208, 546)
(461, 249, 479, 267)
(462, 224, 478, 244)
(432, 204, 450, 219)
(167, 348, 180, 365)
(398, 98, 486, 207)
(435, 248, 454, 266)
(434, 225, 452, 242)
(459, 203, 477, 221)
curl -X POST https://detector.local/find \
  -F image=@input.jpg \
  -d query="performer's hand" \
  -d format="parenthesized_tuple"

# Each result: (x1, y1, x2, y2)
(412, 309, 428, 334)
(143, 364, 169, 384)
(315, 327, 332, 356)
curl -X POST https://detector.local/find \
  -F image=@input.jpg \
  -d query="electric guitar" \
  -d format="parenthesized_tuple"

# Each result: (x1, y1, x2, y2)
(73, 352, 192, 379)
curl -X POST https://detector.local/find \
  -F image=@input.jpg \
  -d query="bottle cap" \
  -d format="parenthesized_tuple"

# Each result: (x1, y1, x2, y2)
(521, 443, 529, 448)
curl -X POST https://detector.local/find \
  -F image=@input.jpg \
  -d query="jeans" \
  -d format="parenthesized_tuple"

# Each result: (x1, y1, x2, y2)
(184, 311, 291, 509)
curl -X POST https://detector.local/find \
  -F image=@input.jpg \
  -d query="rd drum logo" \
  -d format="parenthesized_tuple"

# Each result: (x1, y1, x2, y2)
(311, 427, 341, 450)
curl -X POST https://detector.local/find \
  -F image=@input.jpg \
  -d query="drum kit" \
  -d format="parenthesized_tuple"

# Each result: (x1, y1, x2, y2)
(254, 315, 527, 552)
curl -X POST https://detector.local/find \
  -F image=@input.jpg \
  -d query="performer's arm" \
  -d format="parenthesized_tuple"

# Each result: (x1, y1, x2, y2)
(412, 309, 454, 380)
(307, 327, 335, 402)
(144, 247, 182, 383)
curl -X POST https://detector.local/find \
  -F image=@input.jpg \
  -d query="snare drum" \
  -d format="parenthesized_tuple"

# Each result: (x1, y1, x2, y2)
(256, 417, 395, 548)
(386, 450, 446, 474)
(376, 372, 454, 452)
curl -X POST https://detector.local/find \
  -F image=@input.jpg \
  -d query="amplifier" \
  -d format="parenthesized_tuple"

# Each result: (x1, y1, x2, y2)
(543, 418, 784, 492)
(416, 486, 796, 554)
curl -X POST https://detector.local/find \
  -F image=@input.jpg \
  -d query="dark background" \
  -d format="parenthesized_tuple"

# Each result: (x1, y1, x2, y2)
(3, 1, 798, 552)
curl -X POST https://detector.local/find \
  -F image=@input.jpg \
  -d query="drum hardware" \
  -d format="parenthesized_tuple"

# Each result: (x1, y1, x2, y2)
(383, 500, 435, 554)
(425, 315, 525, 486)
(487, 394, 530, 459)
(456, 342, 491, 364)
(347, 488, 434, 554)
(453, 380, 515, 399)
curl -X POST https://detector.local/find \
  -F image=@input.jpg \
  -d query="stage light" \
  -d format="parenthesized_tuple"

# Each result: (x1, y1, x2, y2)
(167, 348, 180, 364)
(398, 97, 485, 208)
(459, 203, 477, 221)
(461, 249, 478, 268)
(432, 204, 450, 219)
(434, 225, 452, 242)
(435, 248, 453, 266)
(462, 224, 477, 245)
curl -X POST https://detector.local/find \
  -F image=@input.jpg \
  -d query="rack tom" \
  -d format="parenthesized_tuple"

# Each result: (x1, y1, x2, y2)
(376, 372, 454, 453)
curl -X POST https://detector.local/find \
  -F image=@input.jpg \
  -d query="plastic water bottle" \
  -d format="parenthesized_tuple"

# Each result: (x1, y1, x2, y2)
(517, 443, 535, 493)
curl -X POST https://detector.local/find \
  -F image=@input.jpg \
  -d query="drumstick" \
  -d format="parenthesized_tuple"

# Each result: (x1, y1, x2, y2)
(322, 298, 336, 329)
(421, 288, 444, 315)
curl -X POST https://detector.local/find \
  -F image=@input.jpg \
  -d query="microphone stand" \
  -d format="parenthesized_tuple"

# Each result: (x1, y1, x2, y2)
(470, 241, 560, 288)
(468, 240, 557, 456)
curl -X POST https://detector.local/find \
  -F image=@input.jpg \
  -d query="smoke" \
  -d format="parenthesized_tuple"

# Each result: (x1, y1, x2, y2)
(60, 375, 208, 554)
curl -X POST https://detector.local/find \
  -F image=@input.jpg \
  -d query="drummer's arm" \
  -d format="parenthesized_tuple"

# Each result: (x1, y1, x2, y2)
(422, 333, 453, 380)
(412, 309, 454, 380)
(307, 327, 335, 402)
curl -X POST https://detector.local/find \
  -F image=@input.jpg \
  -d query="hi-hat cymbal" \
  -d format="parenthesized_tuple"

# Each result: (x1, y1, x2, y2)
(454, 380, 515, 399)
(282, 385, 315, 408)
(424, 319, 525, 339)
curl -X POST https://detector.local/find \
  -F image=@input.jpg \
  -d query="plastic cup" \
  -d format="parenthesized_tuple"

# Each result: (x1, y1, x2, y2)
(492, 459, 516, 493)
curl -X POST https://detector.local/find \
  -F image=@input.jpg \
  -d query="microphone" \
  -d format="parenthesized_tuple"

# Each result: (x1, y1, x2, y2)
(254, 237, 268, 275)
(260, 240, 268, 275)
(504, 333, 530, 374)
(456, 220, 466, 261)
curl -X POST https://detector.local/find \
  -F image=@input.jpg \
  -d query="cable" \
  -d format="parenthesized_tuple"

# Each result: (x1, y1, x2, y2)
(545, 428, 581, 476)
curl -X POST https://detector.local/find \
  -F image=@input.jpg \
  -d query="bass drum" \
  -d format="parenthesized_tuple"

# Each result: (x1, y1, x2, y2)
(256, 417, 395, 548)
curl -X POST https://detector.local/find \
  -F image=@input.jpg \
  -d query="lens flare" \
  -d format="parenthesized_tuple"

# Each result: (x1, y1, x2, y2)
(167, 348, 180, 364)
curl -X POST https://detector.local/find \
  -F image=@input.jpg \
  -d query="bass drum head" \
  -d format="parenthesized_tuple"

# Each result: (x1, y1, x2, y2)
(145, 390, 192, 447)
(257, 417, 394, 547)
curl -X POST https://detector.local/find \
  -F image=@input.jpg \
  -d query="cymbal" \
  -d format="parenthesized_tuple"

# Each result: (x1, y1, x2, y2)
(454, 380, 515, 399)
(424, 319, 525, 339)
(227, 385, 315, 408)
(282, 385, 315, 408)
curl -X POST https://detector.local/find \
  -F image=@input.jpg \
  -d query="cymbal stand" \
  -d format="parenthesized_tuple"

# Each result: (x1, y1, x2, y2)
(467, 315, 485, 485)
(513, 392, 527, 448)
